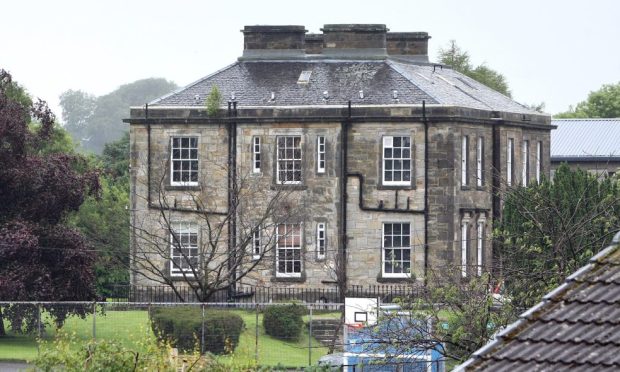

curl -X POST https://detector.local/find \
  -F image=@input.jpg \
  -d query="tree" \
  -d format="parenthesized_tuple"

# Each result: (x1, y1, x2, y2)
(438, 40, 512, 97)
(0, 70, 99, 335)
(555, 82, 620, 118)
(60, 78, 177, 154)
(348, 269, 512, 365)
(131, 158, 309, 302)
(68, 133, 130, 297)
(496, 164, 620, 311)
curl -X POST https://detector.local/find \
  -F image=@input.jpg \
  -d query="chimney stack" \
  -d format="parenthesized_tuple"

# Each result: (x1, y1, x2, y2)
(240, 25, 307, 60)
(305, 33, 324, 54)
(387, 32, 431, 61)
(320, 24, 388, 58)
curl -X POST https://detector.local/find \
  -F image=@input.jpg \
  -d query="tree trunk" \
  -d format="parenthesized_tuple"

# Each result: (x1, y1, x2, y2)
(0, 307, 6, 336)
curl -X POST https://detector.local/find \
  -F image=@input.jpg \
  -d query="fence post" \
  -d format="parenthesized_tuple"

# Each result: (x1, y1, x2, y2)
(37, 303, 41, 357)
(255, 303, 259, 365)
(201, 303, 206, 355)
(92, 301, 97, 340)
(308, 305, 313, 366)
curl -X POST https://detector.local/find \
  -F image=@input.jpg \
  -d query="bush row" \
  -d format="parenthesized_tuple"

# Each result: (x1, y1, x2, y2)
(150, 306, 244, 354)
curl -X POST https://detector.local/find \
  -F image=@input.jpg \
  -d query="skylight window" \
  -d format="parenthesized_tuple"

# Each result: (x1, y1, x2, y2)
(298, 70, 312, 84)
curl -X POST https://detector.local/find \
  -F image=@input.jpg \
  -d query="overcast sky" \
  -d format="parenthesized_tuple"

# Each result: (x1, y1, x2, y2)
(2, 0, 619, 118)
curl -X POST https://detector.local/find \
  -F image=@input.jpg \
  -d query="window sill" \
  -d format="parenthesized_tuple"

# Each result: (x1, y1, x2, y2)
(377, 184, 415, 191)
(271, 273, 306, 283)
(376, 275, 412, 283)
(460, 185, 471, 191)
(170, 273, 196, 281)
(270, 184, 308, 191)
(165, 185, 201, 191)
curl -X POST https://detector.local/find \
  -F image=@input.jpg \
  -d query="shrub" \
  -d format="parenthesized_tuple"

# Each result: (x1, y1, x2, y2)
(33, 329, 176, 372)
(150, 307, 244, 354)
(205, 85, 222, 117)
(263, 304, 305, 341)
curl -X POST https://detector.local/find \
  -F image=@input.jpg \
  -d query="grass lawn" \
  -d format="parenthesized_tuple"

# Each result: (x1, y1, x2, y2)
(0, 309, 151, 362)
(225, 309, 332, 367)
(0, 307, 338, 368)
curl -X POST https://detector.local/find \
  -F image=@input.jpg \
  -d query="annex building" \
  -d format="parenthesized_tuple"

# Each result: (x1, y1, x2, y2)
(126, 24, 552, 294)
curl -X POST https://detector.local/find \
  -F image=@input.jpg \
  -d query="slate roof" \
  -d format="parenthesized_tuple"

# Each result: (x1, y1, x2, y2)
(456, 231, 620, 372)
(551, 118, 620, 160)
(151, 58, 538, 115)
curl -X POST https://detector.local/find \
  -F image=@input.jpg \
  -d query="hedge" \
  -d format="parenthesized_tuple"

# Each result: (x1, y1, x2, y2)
(150, 307, 244, 354)
(263, 304, 305, 341)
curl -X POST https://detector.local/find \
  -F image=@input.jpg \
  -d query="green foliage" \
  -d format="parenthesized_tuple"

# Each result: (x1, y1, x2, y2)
(33, 330, 175, 372)
(60, 78, 177, 154)
(262, 305, 305, 341)
(68, 133, 130, 296)
(411, 271, 513, 363)
(497, 164, 620, 311)
(555, 82, 620, 118)
(150, 307, 244, 354)
(437, 40, 512, 97)
(206, 85, 222, 117)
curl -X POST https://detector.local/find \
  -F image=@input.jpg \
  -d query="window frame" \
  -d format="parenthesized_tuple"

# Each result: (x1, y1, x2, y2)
(275, 223, 303, 277)
(276, 136, 303, 185)
(476, 136, 484, 187)
(317, 136, 326, 174)
(170, 136, 199, 186)
(381, 222, 412, 278)
(170, 222, 199, 277)
(252, 136, 261, 174)
(536, 141, 542, 184)
(461, 215, 470, 278)
(522, 140, 529, 185)
(316, 222, 326, 260)
(461, 135, 469, 187)
(382, 136, 412, 187)
(507, 138, 514, 186)
(252, 227, 261, 260)
(476, 219, 485, 276)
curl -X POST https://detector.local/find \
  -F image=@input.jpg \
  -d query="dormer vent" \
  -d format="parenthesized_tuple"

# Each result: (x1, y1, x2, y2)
(323, 91, 329, 100)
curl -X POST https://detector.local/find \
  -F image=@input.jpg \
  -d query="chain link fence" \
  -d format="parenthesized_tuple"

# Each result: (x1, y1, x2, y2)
(0, 301, 445, 371)
(0, 301, 343, 369)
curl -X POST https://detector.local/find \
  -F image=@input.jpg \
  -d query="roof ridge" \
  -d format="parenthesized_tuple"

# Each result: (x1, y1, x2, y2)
(532, 317, 620, 326)
(552, 118, 620, 121)
(149, 62, 239, 105)
(385, 59, 441, 104)
(484, 355, 620, 367)
(513, 336, 620, 348)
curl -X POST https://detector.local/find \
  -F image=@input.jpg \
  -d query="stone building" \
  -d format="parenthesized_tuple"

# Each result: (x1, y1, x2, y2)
(126, 24, 552, 292)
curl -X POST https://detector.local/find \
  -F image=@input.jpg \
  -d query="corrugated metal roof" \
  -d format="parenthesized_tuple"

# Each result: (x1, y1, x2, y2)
(456, 232, 620, 371)
(551, 118, 620, 159)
